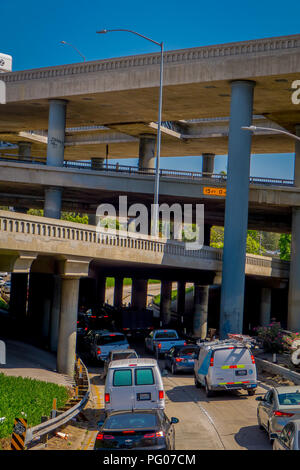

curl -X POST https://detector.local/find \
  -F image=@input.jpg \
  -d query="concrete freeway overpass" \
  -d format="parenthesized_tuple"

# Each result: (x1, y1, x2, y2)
(1, 33, 300, 375)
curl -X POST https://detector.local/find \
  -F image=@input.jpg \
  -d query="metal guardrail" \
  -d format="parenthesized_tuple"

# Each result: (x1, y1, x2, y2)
(0, 153, 295, 187)
(24, 357, 90, 448)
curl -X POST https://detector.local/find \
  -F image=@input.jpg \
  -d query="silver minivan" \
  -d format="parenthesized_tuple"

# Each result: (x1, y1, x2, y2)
(194, 340, 257, 397)
(104, 358, 165, 414)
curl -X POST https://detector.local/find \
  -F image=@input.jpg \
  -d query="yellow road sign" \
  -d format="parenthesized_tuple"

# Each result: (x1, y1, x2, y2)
(203, 187, 226, 196)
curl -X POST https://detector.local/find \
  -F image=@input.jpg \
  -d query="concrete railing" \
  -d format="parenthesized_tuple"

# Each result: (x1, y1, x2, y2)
(0, 211, 290, 278)
(0, 155, 294, 187)
(2, 34, 300, 83)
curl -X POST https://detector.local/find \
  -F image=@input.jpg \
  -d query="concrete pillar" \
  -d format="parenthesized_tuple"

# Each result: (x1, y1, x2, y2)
(9, 273, 28, 320)
(44, 188, 62, 219)
(114, 277, 123, 308)
(49, 275, 62, 353)
(260, 287, 271, 327)
(204, 224, 212, 246)
(138, 135, 156, 170)
(97, 276, 106, 306)
(131, 279, 148, 310)
(18, 141, 32, 160)
(57, 277, 80, 376)
(193, 284, 209, 339)
(160, 280, 172, 326)
(219, 80, 255, 339)
(177, 281, 186, 314)
(202, 153, 215, 177)
(288, 124, 300, 331)
(44, 99, 67, 219)
(91, 158, 104, 170)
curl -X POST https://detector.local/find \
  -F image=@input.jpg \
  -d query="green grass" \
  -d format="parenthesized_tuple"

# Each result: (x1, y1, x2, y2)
(0, 374, 69, 439)
(0, 296, 8, 310)
(153, 286, 194, 305)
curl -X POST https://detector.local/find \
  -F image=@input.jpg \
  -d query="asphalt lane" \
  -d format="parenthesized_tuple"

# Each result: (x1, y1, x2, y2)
(86, 342, 272, 451)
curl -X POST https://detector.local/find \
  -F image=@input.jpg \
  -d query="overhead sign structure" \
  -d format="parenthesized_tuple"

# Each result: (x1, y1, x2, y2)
(203, 187, 226, 197)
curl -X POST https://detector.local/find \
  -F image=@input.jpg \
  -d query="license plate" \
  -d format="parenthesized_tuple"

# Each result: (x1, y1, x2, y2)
(137, 393, 151, 401)
(235, 370, 247, 376)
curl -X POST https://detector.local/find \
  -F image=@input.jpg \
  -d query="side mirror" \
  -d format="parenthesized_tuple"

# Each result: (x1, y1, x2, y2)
(270, 433, 278, 440)
(171, 417, 179, 424)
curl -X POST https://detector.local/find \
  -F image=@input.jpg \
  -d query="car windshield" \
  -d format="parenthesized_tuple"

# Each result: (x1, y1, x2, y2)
(278, 392, 300, 406)
(105, 413, 158, 430)
(112, 352, 137, 360)
(155, 331, 177, 339)
(96, 334, 126, 345)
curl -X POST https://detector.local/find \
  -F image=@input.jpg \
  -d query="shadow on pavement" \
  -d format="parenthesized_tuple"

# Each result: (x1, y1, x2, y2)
(234, 425, 272, 450)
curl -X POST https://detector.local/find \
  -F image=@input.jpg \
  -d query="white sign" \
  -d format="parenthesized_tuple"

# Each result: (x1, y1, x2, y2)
(0, 81, 6, 104)
(0, 340, 6, 364)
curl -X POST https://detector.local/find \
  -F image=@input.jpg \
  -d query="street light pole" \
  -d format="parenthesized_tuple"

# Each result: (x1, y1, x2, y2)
(242, 125, 300, 142)
(60, 41, 86, 62)
(97, 29, 164, 236)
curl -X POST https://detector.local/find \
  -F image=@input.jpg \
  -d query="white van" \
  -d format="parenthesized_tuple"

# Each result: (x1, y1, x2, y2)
(194, 339, 257, 397)
(104, 358, 165, 414)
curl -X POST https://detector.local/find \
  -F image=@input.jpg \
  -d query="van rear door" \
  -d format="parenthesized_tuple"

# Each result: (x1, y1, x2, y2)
(133, 367, 158, 409)
(212, 348, 255, 387)
(109, 368, 134, 411)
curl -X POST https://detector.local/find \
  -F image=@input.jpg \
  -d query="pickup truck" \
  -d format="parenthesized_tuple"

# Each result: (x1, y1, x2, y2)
(145, 329, 186, 356)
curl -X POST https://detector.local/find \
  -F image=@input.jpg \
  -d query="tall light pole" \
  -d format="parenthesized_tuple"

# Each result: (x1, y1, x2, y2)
(60, 41, 86, 62)
(96, 29, 164, 236)
(242, 125, 300, 142)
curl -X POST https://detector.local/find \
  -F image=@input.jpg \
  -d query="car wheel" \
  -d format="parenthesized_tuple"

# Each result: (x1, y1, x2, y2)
(268, 423, 274, 443)
(194, 375, 201, 389)
(205, 379, 214, 397)
(171, 364, 177, 375)
(248, 389, 256, 396)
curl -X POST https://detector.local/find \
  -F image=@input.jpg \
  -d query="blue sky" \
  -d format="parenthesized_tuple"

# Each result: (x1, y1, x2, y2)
(1, 0, 299, 178)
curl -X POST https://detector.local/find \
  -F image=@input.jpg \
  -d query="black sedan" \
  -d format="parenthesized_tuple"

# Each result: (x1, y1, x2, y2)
(165, 344, 199, 375)
(94, 409, 179, 450)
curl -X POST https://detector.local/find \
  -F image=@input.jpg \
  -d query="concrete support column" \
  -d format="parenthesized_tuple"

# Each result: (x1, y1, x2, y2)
(220, 80, 255, 339)
(193, 284, 209, 339)
(114, 277, 123, 308)
(57, 277, 80, 376)
(91, 158, 104, 170)
(204, 224, 212, 246)
(44, 99, 67, 219)
(288, 124, 300, 331)
(177, 281, 186, 315)
(18, 141, 32, 160)
(260, 287, 271, 327)
(160, 280, 172, 326)
(138, 135, 156, 171)
(131, 279, 148, 310)
(49, 275, 62, 352)
(44, 188, 62, 219)
(202, 153, 215, 177)
(97, 276, 106, 306)
(10, 273, 28, 320)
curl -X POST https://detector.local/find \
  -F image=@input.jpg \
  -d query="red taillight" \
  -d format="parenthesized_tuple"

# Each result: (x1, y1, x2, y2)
(229, 365, 237, 369)
(144, 431, 164, 438)
(97, 347, 101, 355)
(105, 393, 110, 403)
(91, 316, 96, 319)
(109, 334, 116, 337)
(175, 358, 183, 362)
(158, 343, 162, 349)
(159, 390, 164, 400)
(273, 411, 294, 417)
(184, 342, 187, 346)
(84, 327, 88, 331)
(104, 316, 109, 318)
(210, 356, 214, 367)
(122, 430, 135, 434)
(251, 355, 255, 364)
(96, 433, 104, 440)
